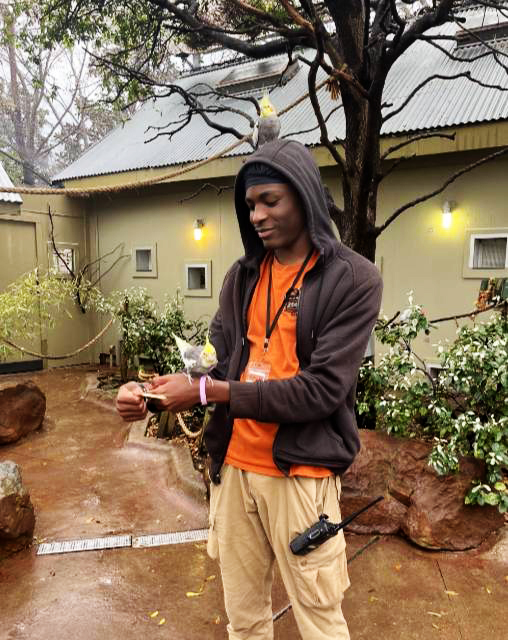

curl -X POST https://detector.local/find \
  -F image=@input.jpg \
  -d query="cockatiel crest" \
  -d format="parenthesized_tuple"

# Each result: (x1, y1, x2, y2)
(252, 94, 281, 149)
(173, 333, 217, 380)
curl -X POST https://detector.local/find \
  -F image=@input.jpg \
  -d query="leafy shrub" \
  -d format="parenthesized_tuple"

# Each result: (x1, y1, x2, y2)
(0, 269, 82, 361)
(109, 287, 208, 376)
(357, 294, 508, 512)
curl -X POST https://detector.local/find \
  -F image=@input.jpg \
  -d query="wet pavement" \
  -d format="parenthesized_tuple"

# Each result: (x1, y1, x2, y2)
(1, 367, 507, 640)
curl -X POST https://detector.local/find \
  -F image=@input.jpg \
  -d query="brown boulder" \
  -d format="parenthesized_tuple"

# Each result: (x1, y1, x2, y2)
(0, 382, 46, 444)
(341, 430, 504, 550)
(0, 461, 35, 547)
(402, 457, 504, 550)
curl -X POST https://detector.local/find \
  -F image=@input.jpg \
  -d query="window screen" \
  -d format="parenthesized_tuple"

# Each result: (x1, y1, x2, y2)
(136, 248, 152, 272)
(472, 237, 507, 269)
(187, 266, 206, 290)
(52, 248, 74, 274)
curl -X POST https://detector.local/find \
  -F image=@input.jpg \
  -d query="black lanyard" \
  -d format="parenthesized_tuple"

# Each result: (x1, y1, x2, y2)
(264, 249, 314, 352)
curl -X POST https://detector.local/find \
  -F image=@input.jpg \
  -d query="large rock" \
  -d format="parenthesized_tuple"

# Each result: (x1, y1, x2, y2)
(0, 461, 35, 552)
(341, 430, 504, 551)
(0, 382, 46, 444)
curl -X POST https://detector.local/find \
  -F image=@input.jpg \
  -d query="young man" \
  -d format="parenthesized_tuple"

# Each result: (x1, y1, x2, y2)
(116, 139, 382, 639)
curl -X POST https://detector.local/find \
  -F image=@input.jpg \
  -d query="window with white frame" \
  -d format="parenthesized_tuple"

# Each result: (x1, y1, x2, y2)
(463, 229, 508, 278)
(133, 244, 158, 278)
(469, 234, 508, 270)
(48, 242, 78, 277)
(183, 260, 212, 297)
(52, 247, 74, 274)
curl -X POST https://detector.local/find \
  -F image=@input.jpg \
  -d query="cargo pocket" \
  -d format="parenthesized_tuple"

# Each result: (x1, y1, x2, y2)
(287, 475, 349, 609)
(290, 532, 349, 608)
(206, 465, 228, 561)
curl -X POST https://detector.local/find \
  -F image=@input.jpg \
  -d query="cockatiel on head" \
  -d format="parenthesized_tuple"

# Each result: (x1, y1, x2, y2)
(172, 333, 217, 382)
(252, 94, 281, 149)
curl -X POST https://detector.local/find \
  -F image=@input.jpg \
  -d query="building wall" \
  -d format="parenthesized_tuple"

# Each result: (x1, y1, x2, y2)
(373, 150, 508, 365)
(0, 192, 92, 368)
(87, 179, 240, 358)
(87, 148, 508, 370)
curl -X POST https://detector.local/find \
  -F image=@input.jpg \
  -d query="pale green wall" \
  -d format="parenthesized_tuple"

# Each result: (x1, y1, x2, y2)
(87, 179, 242, 357)
(87, 150, 508, 370)
(373, 151, 508, 365)
(0, 192, 92, 367)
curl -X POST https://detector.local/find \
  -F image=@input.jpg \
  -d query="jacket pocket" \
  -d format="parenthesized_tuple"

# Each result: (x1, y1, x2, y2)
(274, 412, 360, 472)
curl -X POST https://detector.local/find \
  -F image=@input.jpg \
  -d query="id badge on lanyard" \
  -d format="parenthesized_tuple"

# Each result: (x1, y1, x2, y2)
(245, 359, 271, 383)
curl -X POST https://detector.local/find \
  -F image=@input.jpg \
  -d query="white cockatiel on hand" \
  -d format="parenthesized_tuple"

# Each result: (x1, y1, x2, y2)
(252, 94, 281, 149)
(172, 333, 217, 382)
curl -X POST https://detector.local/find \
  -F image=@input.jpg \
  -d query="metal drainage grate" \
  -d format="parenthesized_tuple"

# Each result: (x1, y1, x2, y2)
(37, 534, 132, 556)
(132, 528, 209, 548)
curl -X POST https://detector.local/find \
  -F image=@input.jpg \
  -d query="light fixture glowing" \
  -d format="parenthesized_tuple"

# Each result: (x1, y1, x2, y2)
(193, 219, 204, 241)
(442, 201, 453, 229)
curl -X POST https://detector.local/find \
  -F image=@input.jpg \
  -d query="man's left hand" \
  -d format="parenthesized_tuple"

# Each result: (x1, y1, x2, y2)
(148, 374, 200, 412)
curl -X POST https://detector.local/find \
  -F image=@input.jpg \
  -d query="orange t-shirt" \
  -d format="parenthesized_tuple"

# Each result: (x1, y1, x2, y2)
(225, 251, 333, 478)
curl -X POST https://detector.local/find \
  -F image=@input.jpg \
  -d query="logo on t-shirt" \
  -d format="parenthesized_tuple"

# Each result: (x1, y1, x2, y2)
(285, 288, 300, 314)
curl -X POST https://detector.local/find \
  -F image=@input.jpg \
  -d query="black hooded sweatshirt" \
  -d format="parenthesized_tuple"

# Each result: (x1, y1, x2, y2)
(205, 139, 382, 485)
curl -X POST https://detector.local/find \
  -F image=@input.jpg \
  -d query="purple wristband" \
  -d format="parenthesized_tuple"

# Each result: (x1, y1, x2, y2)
(199, 376, 207, 406)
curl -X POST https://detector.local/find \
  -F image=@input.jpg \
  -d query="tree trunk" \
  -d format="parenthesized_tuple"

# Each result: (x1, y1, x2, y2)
(336, 89, 382, 263)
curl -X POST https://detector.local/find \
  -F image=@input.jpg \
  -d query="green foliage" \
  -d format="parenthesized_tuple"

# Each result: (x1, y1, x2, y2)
(357, 294, 508, 513)
(31, 0, 177, 109)
(1, 1, 132, 182)
(108, 287, 208, 375)
(0, 266, 112, 360)
(0, 269, 77, 360)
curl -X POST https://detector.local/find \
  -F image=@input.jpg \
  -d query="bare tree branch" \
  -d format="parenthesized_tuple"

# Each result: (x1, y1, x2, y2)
(307, 43, 345, 173)
(375, 145, 508, 235)
(376, 152, 417, 184)
(383, 71, 508, 122)
(0, 148, 51, 185)
(381, 131, 456, 160)
(179, 182, 233, 203)
(416, 35, 508, 73)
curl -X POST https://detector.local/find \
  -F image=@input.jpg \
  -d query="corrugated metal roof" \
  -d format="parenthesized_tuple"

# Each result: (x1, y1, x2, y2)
(0, 162, 23, 203)
(54, 11, 508, 182)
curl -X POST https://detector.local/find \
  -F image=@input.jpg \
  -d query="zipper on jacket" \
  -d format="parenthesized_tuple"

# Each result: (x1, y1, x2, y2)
(212, 265, 258, 483)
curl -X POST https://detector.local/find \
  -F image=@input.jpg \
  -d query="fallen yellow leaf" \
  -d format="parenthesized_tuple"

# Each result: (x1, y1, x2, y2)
(158, 618, 166, 626)
(213, 615, 221, 625)
(394, 564, 402, 571)
(186, 591, 204, 598)
(432, 623, 440, 630)
(427, 612, 442, 617)
(149, 611, 159, 618)
(485, 586, 492, 594)
(445, 590, 459, 596)
(206, 575, 216, 582)
(369, 596, 379, 603)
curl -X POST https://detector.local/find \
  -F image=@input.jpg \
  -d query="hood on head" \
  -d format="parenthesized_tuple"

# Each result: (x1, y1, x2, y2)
(234, 139, 338, 264)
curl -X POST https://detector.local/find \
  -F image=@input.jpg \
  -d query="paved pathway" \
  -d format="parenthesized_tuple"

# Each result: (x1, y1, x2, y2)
(1, 367, 507, 639)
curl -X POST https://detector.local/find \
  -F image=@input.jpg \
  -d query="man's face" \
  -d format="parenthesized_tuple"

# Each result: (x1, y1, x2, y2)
(245, 183, 309, 257)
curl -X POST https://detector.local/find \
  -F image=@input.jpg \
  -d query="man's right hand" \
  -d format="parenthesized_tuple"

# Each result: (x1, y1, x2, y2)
(115, 381, 147, 422)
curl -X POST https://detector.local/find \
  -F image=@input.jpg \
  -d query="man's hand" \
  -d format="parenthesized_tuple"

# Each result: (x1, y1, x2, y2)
(115, 381, 147, 422)
(149, 373, 200, 412)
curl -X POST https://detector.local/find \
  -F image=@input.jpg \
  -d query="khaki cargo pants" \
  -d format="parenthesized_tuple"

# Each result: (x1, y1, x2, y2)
(207, 464, 350, 640)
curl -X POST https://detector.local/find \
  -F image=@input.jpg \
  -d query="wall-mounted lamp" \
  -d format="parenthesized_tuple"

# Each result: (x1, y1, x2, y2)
(193, 218, 205, 241)
(442, 201, 453, 229)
